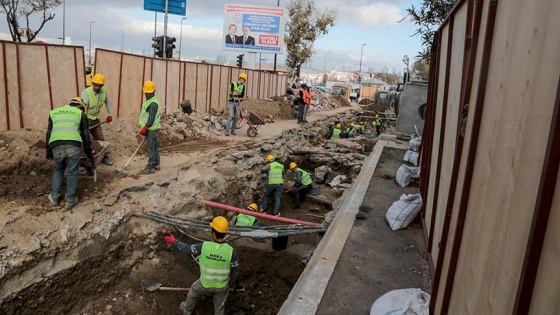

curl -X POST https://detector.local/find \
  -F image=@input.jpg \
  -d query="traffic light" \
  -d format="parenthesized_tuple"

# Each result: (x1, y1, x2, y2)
(236, 54, 244, 68)
(165, 36, 176, 59)
(152, 36, 164, 58)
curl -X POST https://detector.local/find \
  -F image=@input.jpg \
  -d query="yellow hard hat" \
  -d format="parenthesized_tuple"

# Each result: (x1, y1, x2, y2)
(266, 155, 274, 162)
(69, 97, 86, 112)
(92, 74, 105, 85)
(210, 216, 229, 233)
(239, 73, 248, 80)
(360, 121, 364, 125)
(336, 124, 341, 129)
(350, 122, 355, 127)
(143, 80, 156, 93)
(289, 162, 297, 169)
(375, 114, 379, 118)
(247, 203, 258, 212)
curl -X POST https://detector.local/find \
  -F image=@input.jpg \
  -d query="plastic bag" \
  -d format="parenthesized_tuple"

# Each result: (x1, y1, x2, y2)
(403, 150, 419, 167)
(370, 288, 430, 315)
(396, 165, 421, 187)
(408, 136, 422, 152)
(386, 194, 423, 230)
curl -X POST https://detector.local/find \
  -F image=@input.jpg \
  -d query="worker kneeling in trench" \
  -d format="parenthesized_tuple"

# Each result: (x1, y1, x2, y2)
(288, 162, 313, 209)
(164, 216, 241, 315)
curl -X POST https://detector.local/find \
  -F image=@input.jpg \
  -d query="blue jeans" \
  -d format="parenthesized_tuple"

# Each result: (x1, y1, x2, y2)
(261, 184, 283, 215)
(146, 129, 160, 169)
(51, 145, 82, 203)
(297, 102, 305, 122)
(226, 101, 238, 132)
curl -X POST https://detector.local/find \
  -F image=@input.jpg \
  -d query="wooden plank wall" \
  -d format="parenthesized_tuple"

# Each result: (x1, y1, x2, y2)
(424, 0, 560, 313)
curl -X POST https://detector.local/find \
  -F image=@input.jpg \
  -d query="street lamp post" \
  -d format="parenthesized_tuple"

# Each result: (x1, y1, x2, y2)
(120, 30, 124, 52)
(62, 0, 66, 45)
(89, 21, 96, 66)
(359, 43, 367, 82)
(179, 17, 187, 60)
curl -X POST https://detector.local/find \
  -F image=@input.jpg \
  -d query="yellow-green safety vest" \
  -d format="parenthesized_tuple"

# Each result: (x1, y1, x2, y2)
(199, 241, 233, 289)
(229, 81, 244, 101)
(83, 86, 106, 120)
(138, 96, 161, 130)
(268, 161, 284, 185)
(49, 105, 82, 144)
(235, 213, 256, 226)
(331, 128, 341, 139)
(376, 117, 382, 125)
(297, 168, 313, 186)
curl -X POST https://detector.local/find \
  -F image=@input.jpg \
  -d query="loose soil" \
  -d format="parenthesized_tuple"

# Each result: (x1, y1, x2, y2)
(316, 146, 431, 314)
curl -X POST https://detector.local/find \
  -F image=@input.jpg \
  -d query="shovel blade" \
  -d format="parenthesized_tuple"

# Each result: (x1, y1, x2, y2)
(111, 169, 128, 178)
(141, 279, 161, 292)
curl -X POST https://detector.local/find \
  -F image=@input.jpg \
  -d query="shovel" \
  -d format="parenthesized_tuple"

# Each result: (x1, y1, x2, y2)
(89, 120, 107, 130)
(140, 279, 246, 293)
(111, 137, 145, 178)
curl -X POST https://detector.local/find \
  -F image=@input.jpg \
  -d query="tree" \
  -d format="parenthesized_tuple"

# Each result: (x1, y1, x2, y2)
(373, 72, 399, 85)
(412, 58, 430, 80)
(285, 0, 336, 79)
(0, 0, 61, 42)
(406, 0, 456, 62)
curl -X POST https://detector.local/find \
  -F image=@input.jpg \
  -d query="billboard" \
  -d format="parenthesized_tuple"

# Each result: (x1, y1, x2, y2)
(223, 3, 285, 54)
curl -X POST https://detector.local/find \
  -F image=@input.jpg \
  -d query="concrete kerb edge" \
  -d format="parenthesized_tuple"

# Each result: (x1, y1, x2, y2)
(278, 139, 389, 315)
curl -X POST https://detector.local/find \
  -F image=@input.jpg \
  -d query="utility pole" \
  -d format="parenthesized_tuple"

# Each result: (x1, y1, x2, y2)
(62, 0, 66, 45)
(163, 0, 169, 59)
(89, 21, 96, 66)
(359, 43, 367, 83)
(179, 17, 186, 60)
(273, 0, 280, 72)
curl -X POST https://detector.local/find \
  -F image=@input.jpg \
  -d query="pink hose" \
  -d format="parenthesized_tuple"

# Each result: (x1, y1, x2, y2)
(204, 200, 321, 227)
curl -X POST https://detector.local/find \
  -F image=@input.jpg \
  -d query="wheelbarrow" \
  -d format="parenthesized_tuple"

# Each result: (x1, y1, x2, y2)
(245, 111, 265, 137)
(80, 140, 109, 182)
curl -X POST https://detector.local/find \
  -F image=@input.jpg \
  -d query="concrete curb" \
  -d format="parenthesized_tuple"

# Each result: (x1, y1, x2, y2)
(278, 139, 389, 315)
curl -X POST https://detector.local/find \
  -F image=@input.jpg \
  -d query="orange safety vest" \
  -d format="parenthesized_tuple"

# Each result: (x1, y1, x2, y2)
(299, 89, 312, 105)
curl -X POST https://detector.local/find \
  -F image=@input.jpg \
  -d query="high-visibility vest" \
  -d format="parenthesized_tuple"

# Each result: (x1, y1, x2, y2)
(375, 118, 382, 125)
(346, 126, 356, 134)
(299, 89, 311, 104)
(83, 86, 106, 120)
(297, 168, 313, 186)
(229, 81, 244, 101)
(138, 96, 161, 130)
(48, 105, 82, 144)
(236, 213, 256, 226)
(331, 128, 341, 139)
(268, 161, 284, 185)
(199, 242, 233, 289)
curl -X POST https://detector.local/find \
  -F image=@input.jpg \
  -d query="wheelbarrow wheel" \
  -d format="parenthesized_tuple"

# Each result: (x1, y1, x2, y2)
(247, 126, 258, 137)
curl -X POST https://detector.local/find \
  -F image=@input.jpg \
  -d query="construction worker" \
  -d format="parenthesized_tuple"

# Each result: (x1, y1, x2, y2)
(234, 203, 262, 227)
(260, 155, 284, 216)
(138, 80, 161, 174)
(297, 83, 312, 124)
(226, 73, 247, 136)
(375, 114, 382, 135)
(331, 123, 342, 139)
(46, 98, 93, 210)
(164, 216, 240, 315)
(346, 122, 357, 137)
(81, 73, 113, 165)
(357, 121, 366, 134)
(288, 162, 313, 209)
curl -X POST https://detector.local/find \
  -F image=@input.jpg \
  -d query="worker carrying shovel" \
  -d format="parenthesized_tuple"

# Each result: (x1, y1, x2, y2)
(288, 162, 313, 209)
(81, 73, 113, 166)
(164, 216, 241, 315)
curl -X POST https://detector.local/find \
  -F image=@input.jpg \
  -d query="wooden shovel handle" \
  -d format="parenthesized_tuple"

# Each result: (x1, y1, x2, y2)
(158, 286, 190, 291)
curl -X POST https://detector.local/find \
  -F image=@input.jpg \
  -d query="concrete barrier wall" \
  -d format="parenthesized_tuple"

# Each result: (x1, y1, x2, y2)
(0, 41, 86, 131)
(421, 0, 560, 313)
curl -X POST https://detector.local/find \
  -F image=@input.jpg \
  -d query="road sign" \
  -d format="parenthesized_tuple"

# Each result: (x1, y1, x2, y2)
(144, 0, 186, 16)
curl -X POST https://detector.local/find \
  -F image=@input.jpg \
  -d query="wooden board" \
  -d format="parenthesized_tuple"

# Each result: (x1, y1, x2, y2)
(5, 44, 20, 129)
(183, 63, 197, 110)
(0, 43, 7, 131)
(118, 54, 146, 118)
(196, 64, 209, 112)
(19, 44, 51, 129)
(48, 46, 81, 109)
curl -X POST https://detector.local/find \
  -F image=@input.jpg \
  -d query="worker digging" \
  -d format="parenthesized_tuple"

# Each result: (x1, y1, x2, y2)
(260, 154, 285, 216)
(288, 162, 313, 209)
(138, 80, 161, 175)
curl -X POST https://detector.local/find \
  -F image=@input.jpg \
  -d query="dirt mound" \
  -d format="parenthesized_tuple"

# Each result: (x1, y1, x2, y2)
(238, 98, 294, 121)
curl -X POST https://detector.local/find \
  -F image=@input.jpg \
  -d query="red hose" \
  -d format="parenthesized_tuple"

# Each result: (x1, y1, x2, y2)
(204, 200, 321, 227)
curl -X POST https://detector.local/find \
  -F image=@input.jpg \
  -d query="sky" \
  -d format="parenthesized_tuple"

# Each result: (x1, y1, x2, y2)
(0, 0, 424, 73)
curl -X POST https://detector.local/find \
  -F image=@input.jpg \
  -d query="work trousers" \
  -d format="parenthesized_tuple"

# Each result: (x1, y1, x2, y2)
(146, 129, 160, 170)
(50, 145, 81, 203)
(297, 103, 307, 123)
(180, 279, 229, 315)
(226, 101, 239, 132)
(88, 118, 105, 141)
(293, 184, 312, 206)
(261, 184, 283, 215)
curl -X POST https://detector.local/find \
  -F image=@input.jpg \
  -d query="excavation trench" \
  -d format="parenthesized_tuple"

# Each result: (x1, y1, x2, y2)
(0, 113, 376, 314)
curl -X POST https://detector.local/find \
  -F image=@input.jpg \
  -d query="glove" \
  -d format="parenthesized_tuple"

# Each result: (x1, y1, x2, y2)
(46, 149, 53, 160)
(106, 116, 113, 123)
(139, 126, 148, 136)
(164, 233, 176, 244)
(291, 185, 296, 192)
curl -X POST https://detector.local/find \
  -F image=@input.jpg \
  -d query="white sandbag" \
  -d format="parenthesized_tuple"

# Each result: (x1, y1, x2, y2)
(386, 193, 423, 230)
(403, 150, 419, 167)
(370, 288, 430, 315)
(408, 136, 422, 152)
(396, 165, 421, 187)
(329, 174, 346, 187)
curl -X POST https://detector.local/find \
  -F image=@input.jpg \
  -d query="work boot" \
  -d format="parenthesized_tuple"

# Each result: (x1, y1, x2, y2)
(102, 156, 113, 166)
(139, 168, 155, 175)
(274, 213, 281, 217)
(48, 193, 59, 206)
(86, 167, 94, 177)
(225, 131, 230, 136)
(179, 302, 187, 315)
(154, 165, 161, 171)
(231, 131, 236, 136)
(65, 198, 78, 210)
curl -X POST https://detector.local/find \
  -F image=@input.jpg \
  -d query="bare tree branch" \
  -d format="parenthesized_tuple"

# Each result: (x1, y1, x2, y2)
(0, 0, 60, 42)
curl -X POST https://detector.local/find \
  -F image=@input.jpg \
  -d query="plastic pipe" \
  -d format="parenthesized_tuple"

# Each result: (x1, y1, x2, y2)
(204, 200, 321, 227)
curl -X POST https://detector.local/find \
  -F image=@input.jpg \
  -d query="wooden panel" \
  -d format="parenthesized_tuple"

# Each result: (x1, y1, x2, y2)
(219, 66, 230, 108)
(75, 48, 86, 94)
(151, 59, 168, 113)
(530, 172, 560, 314)
(19, 45, 50, 128)
(183, 63, 197, 110)
(209, 65, 221, 109)
(94, 49, 122, 117)
(427, 25, 449, 265)
(48, 46, 81, 108)
(196, 64, 209, 111)
(448, 0, 560, 313)
(118, 55, 145, 118)
(5, 44, 21, 129)
(0, 43, 7, 131)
